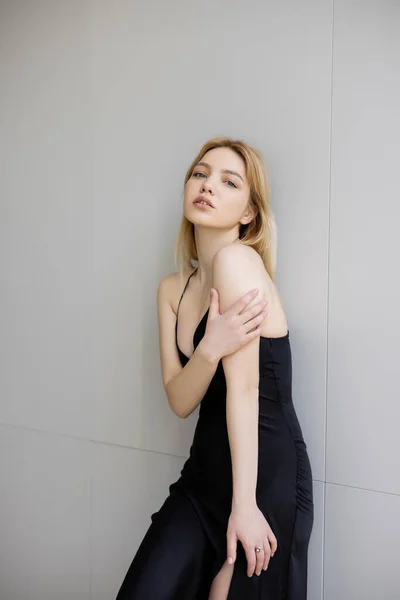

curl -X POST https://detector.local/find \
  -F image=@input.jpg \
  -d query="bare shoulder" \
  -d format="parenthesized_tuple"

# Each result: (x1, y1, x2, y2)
(157, 268, 196, 314)
(213, 242, 262, 264)
(212, 243, 272, 289)
(157, 267, 197, 391)
(212, 243, 287, 335)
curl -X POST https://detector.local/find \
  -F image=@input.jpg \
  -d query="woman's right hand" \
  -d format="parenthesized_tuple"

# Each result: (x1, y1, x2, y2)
(200, 288, 268, 363)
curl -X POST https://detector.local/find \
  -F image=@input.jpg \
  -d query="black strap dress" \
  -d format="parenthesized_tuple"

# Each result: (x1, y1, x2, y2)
(116, 268, 314, 600)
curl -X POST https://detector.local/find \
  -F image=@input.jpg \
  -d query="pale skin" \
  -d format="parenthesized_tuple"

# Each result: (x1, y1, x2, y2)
(157, 147, 288, 599)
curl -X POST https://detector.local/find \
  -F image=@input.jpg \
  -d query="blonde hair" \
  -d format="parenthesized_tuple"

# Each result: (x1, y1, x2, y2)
(174, 137, 277, 282)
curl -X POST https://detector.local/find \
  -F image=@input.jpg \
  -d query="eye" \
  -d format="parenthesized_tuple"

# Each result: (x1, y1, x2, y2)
(193, 171, 206, 178)
(225, 180, 237, 188)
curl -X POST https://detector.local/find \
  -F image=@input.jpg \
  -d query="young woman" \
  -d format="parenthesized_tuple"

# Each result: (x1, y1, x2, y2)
(116, 137, 314, 599)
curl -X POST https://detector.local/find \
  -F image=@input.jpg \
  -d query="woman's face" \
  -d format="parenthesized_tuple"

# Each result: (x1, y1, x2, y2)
(183, 147, 253, 230)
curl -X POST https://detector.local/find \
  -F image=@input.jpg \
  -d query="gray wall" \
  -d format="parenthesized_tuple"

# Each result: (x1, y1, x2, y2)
(0, 1, 399, 599)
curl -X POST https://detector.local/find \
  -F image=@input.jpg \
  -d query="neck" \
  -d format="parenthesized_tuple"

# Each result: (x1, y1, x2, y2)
(194, 226, 240, 288)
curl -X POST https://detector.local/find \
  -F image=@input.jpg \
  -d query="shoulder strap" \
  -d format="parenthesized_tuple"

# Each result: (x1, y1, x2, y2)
(176, 268, 197, 318)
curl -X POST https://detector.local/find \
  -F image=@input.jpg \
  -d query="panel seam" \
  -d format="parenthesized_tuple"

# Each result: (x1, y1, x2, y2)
(322, 1, 335, 599)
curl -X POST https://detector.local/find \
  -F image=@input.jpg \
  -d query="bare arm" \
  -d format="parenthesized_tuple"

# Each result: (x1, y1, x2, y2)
(157, 270, 267, 419)
(157, 274, 219, 419)
(166, 344, 218, 419)
(213, 244, 278, 577)
(213, 246, 262, 506)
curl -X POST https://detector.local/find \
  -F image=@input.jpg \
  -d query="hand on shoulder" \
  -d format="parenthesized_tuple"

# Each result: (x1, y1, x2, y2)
(212, 243, 271, 312)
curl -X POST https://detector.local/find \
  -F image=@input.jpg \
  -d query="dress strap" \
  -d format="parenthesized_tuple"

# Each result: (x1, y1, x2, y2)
(176, 268, 198, 321)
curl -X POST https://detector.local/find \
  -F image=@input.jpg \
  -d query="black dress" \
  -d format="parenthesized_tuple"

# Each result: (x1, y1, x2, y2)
(116, 268, 314, 600)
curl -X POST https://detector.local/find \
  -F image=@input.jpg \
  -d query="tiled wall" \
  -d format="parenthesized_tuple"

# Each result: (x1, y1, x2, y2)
(1, 1, 399, 598)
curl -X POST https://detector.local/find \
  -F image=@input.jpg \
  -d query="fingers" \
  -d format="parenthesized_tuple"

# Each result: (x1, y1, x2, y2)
(246, 534, 278, 577)
(268, 531, 278, 556)
(240, 300, 268, 329)
(227, 532, 237, 565)
(253, 536, 276, 576)
(243, 304, 268, 338)
(244, 310, 268, 336)
(240, 324, 263, 344)
(254, 546, 265, 576)
(244, 546, 257, 578)
(262, 539, 272, 571)
(228, 288, 261, 317)
(244, 544, 266, 577)
(208, 288, 218, 318)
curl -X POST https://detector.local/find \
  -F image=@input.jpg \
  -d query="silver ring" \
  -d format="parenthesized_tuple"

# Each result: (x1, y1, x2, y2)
(255, 547, 262, 553)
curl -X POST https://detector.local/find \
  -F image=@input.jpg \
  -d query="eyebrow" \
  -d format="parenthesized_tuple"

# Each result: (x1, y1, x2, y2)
(196, 161, 244, 182)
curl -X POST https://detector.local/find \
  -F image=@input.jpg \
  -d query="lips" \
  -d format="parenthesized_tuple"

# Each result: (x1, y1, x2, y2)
(194, 196, 214, 208)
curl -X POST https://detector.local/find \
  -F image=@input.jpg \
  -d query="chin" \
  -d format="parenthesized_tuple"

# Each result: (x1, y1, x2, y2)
(183, 205, 211, 223)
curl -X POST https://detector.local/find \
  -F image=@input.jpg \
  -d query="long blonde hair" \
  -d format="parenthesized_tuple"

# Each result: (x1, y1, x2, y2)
(174, 137, 277, 282)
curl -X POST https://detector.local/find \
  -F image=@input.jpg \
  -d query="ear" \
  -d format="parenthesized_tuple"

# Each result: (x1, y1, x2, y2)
(240, 201, 258, 225)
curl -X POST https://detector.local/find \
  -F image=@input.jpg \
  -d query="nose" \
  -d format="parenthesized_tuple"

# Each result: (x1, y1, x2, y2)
(200, 178, 214, 195)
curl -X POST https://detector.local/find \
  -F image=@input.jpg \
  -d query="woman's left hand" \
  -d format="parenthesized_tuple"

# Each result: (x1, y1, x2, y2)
(226, 503, 278, 577)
